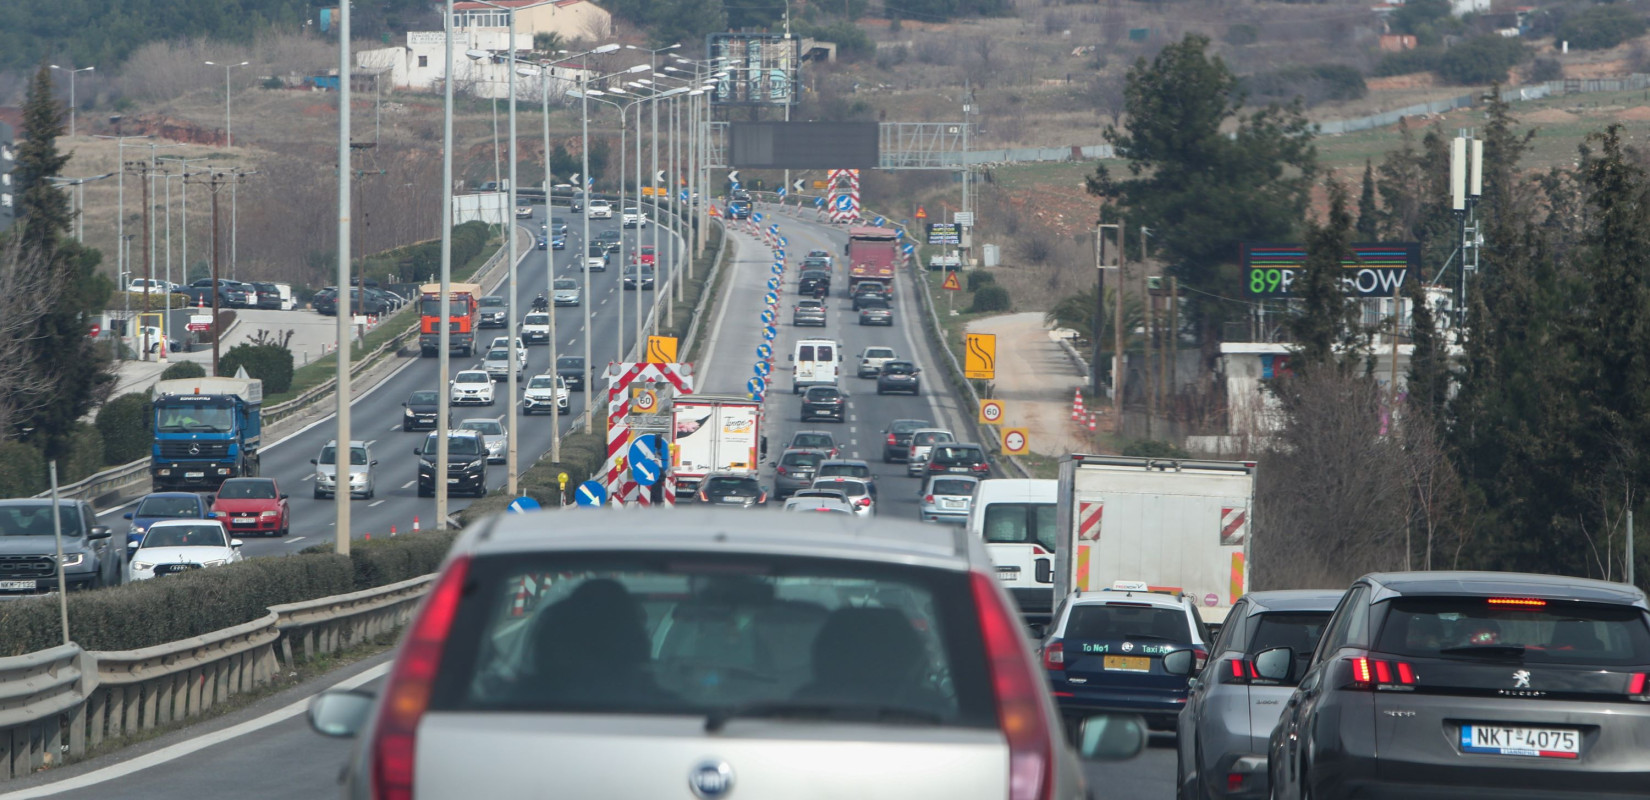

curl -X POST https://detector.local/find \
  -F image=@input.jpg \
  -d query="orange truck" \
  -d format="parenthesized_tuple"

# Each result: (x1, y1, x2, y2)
(844, 226, 900, 294)
(418, 282, 483, 357)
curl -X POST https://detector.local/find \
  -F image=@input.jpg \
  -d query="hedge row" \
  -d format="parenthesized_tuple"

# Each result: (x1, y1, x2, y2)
(0, 530, 457, 657)
(459, 414, 609, 522)
(360, 221, 491, 286)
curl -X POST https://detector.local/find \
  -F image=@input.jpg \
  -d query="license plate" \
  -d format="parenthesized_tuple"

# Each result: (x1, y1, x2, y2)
(942, 499, 964, 508)
(236, 517, 254, 523)
(719, 496, 747, 504)
(1462, 725, 1580, 758)
(0, 580, 36, 591)
(996, 567, 1020, 581)
(185, 472, 204, 478)
(1103, 655, 1152, 672)
(447, 478, 460, 484)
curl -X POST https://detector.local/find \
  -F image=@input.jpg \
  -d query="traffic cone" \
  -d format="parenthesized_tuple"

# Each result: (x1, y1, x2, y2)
(413, 516, 420, 531)
(364, 533, 371, 540)
(1087, 412, 1098, 433)
(1072, 389, 1084, 421)
(390, 525, 397, 536)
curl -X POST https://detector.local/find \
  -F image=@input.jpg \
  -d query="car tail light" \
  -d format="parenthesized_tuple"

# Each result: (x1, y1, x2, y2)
(1487, 597, 1547, 608)
(1344, 655, 1417, 690)
(924, 495, 935, 504)
(1193, 648, 1208, 672)
(1223, 658, 1255, 684)
(887, 434, 897, 445)
(970, 572, 1055, 800)
(971, 463, 990, 474)
(777, 466, 787, 475)
(697, 491, 708, 503)
(1227, 773, 1246, 793)
(1628, 673, 1648, 700)
(1042, 640, 1065, 672)
(371, 554, 471, 800)
(757, 492, 767, 504)
(857, 497, 871, 508)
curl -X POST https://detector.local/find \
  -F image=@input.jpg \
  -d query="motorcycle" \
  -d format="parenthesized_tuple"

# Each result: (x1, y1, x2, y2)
(532, 294, 550, 312)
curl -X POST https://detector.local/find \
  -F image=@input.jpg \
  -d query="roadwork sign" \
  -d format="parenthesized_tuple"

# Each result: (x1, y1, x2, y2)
(1001, 427, 1029, 455)
(979, 399, 1005, 425)
(964, 333, 996, 380)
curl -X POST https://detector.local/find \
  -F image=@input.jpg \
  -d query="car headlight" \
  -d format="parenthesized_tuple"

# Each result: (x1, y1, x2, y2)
(404, 407, 415, 417)
(468, 459, 486, 471)
(200, 559, 228, 568)
(420, 458, 435, 469)
(60, 553, 85, 567)
(129, 524, 147, 536)
(131, 561, 152, 571)
(259, 510, 280, 517)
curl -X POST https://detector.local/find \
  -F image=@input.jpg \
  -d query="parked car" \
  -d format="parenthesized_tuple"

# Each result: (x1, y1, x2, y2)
(1176, 590, 1341, 800)
(403, 389, 440, 431)
(586, 198, 613, 219)
(522, 373, 570, 416)
(857, 346, 898, 378)
(478, 295, 508, 328)
(450, 370, 496, 405)
(1264, 571, 1650, 800)
(556, 355, 586, 391)
(251, 282, 283, 309)
(415, 429, 488, 497)
(809, 476, 875, 517)
(800, 385, 847, 422)
(126, 278, 175, 295)
(458, 417, 509, 464)
(792, 298, 828, 327)
(906, 428, 957, 477)
(787, 430, 839, 457)
(123, 491, 213, 551)
(0, 499, 120, 592)
(305, 511, 1151, 797)
(309, 287, 339, 315)
(876, 360, 921, 395)
(553, 277, 581, 306)
(858, 297, 894, 326)
(695, 473, 767, 507)
(918, 474, 980, 525)
(210, 477, 291, 537)
(882, 418, 933, 463)
(312, 439, 378, 499)
(127, 519, 242, 581)
(928, 443, 991, 477)
(773, 447, 830, 497)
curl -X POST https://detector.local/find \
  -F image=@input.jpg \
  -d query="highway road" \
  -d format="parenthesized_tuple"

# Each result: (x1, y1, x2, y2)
(37, 208, 1180, 800)
(95, 202, 683, 556)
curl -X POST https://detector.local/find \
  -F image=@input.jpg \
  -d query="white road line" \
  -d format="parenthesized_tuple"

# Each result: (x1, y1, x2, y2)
(300, 474, 314, 482)
(369, 500, 386, 507)
(0, 662, 393, 799)
(287, 537, 305, 543)
(401, 480, 415, 489)
(386, 424, 399, 431)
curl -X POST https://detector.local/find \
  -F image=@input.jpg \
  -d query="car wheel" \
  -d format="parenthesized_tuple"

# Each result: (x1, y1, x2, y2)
(314, 488, 325, 499)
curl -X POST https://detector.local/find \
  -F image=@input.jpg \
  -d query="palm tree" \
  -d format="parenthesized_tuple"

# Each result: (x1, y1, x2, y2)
(1044, 287, 1143, 354)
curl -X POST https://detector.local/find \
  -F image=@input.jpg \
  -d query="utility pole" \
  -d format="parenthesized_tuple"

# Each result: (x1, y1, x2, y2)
(210, 172, 224, 374)
(1114, 224, 1126, 421)
(1169, 277, 1179, 400)
(335, 0, 354, 556)
(1143, 267, 1154, 440)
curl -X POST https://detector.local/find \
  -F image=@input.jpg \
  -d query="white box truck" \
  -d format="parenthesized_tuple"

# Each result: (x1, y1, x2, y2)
(671, 395, 764, 497)
(1052, 454, 1256, 626)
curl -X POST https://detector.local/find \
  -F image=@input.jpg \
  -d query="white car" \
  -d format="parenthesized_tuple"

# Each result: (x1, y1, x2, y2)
(127, 278, 174, 295)
(488, 336, 527, 352)
(622, 207, 646, 228)
(457, 417, 508, 463)
(586, 199, 613, 219)
(515, 206, 533, 219)
(522, 313, 550, 345)
(128, 519, 242, 581)
(583, 255, 608, 272)
(780, 495, 855, 514)
(483, 347, 526, 382)
(450, 370, 495, 405)
(553, 277, 581, 306)
(809, 476, 875, 517)
(522, 373, 570, 416)
(857, 346, 898, 378)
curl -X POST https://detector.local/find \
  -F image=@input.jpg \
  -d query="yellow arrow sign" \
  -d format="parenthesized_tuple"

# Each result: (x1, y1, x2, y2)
(964, 333, 996, 380)
(647, 335, 678, 363)
(942, 271, 962, 291)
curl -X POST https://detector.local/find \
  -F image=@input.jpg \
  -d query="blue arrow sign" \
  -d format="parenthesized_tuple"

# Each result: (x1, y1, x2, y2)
(814, 196, 825, 207)
(771, 263, 784, 276)
(766, 277, 781, 292)
(680, 189, 689, 202)
(903, 243, 916, 254)
(768, 225, 779, 235)
(757, 343, 772, 360)
(765, 291, 779, 306)
(779, 236, 788, 246)
(755, 360, 771, 377)
(760, 308, 775, 324)
(763, 325, 777, 341)
(874, 216, 885, 226)
(630, 457, 659, 487)
(777, 187, 787, 198)
(508, 496, 541, 514)
(894, 229, 904, 239)
(752, 211, 764, 223)
(575, 480, 606, 507)
(627, 437, 664, 487)
(628, 437, 663, 468)
(748, 376, 766, 396)
(835, 195, 852, 211)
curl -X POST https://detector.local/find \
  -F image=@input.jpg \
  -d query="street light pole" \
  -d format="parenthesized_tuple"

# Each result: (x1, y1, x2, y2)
(333, 3, 353, 555)
(204, 61, 251, 148)
(50, 65, 94, 138)
(437, 0, 457, 528)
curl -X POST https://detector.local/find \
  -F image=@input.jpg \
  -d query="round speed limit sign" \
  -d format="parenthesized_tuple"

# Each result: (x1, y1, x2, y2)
(632, 388, 658, 413)
(978, 399, 1005, 425)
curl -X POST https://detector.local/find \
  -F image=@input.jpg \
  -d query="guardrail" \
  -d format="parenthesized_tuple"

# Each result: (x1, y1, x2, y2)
(0, 573, 438, 780)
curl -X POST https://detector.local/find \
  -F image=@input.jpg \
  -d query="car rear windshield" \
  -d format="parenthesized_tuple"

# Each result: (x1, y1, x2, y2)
(1247, 612, 1332, 657)
(930, 479, 976, 496)
(933, 445, 984, 464)
(912, 431, 953, 446)
(557, 357, 584, 370)
(882, 362, 914, 374)
(480, 297, 505, 307)
(980, 503, 1057, 552)
(704, 477, 759, 494)
(1374, 596, 1650, 666)
(792, 434, 833, 449)
(1065, 604, 1190, 643)
(432, 552, 993, 727)
(781, 451, 824, 468)
(819, 463, 870, 478)
(816, 480, 867, 497)
(806, 388, 841, 400)
(318, 445, 370, 465)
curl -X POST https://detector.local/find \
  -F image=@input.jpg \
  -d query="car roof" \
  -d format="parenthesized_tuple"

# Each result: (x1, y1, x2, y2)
(820, 459, 870, 467)
(141, 491, 205, 500)
(322, 439, 369, 447)
(1069, 589, 1191, 609)
(456, 370, 488, 378)
(926, 474, 980, 486)
(144, 518, 226, 530)
(458, 508, 984, 571)
(1241, 589, 1345, 613)
(1362, 571, 1649, 608)
(792, 430, 834, 439)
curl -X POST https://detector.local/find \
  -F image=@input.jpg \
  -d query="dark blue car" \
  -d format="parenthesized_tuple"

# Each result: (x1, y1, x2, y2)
(123, 492, 213, 550)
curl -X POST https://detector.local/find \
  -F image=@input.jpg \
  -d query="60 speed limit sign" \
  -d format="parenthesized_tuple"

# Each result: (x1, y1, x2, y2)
(978, 399, 1005, 425)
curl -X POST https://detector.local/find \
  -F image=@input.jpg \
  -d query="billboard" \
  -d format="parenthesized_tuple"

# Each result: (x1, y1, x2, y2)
(708, 33, 800, 106)
(1242, 242, 1417, 297)
(925, 222, 961, 245)
(727, 122, 878, 169)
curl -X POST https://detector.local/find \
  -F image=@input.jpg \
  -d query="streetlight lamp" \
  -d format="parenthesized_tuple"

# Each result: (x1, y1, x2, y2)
(96, 134, 152, 345)
(49, 65, 94, 138)
(203, 61, 251, 148)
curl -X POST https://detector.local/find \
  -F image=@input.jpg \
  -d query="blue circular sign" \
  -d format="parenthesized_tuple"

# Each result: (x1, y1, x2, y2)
(766, 276, 781, 291)
(765, 291, 779, 306)
(574, 480, 607, 507)
(747, 376, 766, 395)
(754, 360, 771, 377)
(874, 216, 885, 226)
(762, 325, 777, 341)
(760, 308, 775, 324)
(507, 496, 541, 514)
(835, 195, 852, 211)
(756, 343, 772, 360)
(771, 263, 784, 276)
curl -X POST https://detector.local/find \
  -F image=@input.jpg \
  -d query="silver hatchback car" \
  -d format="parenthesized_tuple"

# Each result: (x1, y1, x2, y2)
(308, 510, 1151, 798)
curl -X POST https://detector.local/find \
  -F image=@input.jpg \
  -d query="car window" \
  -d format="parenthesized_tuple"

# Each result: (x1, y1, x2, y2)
(136, 496, 201, 518)
(792, 434, 833, 449)
(1248, 612, 1332, 660)
(1373, 597, 1650, 666)
(806, 388, 840, 400)
(525, 314, 548, 326)
(1313, 585, 1369, 663)
(436, 553, 994, 726)
(487, 349, 508, 360)
(1065, 604, 1191, 642)
(913, 431, 954, 446)
(409, 391, 438, 405)
(529, 377, 557, 388)
(866, 348, 895, 359)
(557, 357, 584, 370)
(882, 362, 915, 375)
(457, 372, 488, 383)
(704, 477, 759, 494)
(781, 451, 824, 468)
(1209, 601, 1249, 656)
(480, 297, 504, 307)
(798, 345, 815, 361)
(0, 504, 82, 536)
(981, 503, 1057, 552)
(819, 463, 870, 478)
(934, 446, 982, 463)
(930, 478, 976, 496)
(816, 480, 866, 497)
(817, 345, 834, 361)
(461, 420, 504, 435)
(141, 523, 227, 549)
(890, 420, 929, 434)
(425, 433, 484, 457)
(554, 279, 577, 290)
(218, 480, 277, 500)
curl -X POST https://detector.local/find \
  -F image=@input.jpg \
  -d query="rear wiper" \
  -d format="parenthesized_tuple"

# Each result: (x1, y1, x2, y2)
(1438, 644, 1527, 659)
(705, 701, 942, 733)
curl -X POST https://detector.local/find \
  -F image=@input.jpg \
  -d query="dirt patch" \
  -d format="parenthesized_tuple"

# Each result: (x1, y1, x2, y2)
(302, 103, 335, 117)
(1367, 73, 1437, 91)
(1524, 108, 1580, 123)
(1618, 106, 1650, 121)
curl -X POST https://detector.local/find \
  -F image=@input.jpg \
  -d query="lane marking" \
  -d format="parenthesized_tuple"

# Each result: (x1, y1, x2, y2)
(368, 500, 386, 507)
(287, 537, 305, 543)
(0, 662, 393, 799)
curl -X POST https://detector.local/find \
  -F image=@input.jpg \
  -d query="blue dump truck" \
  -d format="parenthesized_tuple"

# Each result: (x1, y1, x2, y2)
(150, 377, 263, 491)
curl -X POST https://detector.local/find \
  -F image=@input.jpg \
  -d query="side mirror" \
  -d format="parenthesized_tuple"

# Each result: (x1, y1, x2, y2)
(1253, 647, 1296, 683)
(413, 448, 423, 456)
(787, 354, 795, 362)
(89, 526, 112, 540)
(307, 689, 376, 739)
(370, 460, 379, 466)
(123, 512, 134, 520)
(230, 539, 244, 548)
(1076, 713, 1149, 762)
(310, 459, 318, 465)
(279, 494, 290, 501)
(1161, 649, 1196, 676)
(1027, 622, 1048, 640)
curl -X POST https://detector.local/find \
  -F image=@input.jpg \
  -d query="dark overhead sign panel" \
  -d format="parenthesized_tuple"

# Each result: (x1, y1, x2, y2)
(926, 222, 960, 245)
(728, 122, 878, 170)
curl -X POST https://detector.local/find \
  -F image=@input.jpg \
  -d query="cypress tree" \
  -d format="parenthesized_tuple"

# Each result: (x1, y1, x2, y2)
(1356, 160, 1379, 240)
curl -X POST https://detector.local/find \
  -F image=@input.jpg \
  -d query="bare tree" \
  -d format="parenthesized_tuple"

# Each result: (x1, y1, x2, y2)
(0, 238, 68, 440)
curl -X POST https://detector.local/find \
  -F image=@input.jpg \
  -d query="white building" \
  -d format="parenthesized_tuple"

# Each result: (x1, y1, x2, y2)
(357, 29, 594, 101)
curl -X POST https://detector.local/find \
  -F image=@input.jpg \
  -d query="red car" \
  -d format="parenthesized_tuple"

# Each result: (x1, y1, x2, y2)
(211, 477, 291, 537)
(631, 245, 657, 267)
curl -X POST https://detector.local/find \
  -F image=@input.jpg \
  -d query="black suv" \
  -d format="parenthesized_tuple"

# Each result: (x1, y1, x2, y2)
(1264, 571, 1650, 800)
(799, 270, 831, 298)
(0, 499, 121, 592)
(852, 282, 890, 310)
(881, 418, 933, 463)
(415, 431, 489, 497)
(800, 385, 846, 422)
(252, 282, 283, 309)
(556, 355, 586, 391)
(311, 287, 339, 315)
(928, 443, 990, 477)
(402, 389, 440, 431)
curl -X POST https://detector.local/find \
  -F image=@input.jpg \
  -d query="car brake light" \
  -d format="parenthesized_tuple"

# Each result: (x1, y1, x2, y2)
(777, 466, 787, 475)
(1628, 673, 1648, 698)
(1227, 774, 1246, 793)
(1487, 597, 1547, 608)
(371, 554, 471, 800)
(697, 491, 708, 503)
(924, 495, 935, 504)
(857, 497, 871, 508)
(1223, 658, 1254, 684)
(1042, 640, 1064, 672)
(1345, 655, 1417, 690)
(887, 434, 896, 445)
(1193, 648, 1208, 672)
(970, 572, 1055, 800)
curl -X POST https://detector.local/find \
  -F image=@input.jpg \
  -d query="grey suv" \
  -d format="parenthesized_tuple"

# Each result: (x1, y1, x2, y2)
(0, 499, 122, 592)
(307, 510, 1151, 798)
(1175, 590, 1340, 800)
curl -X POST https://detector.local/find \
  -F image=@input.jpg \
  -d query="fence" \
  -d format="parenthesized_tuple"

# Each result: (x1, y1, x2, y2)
(0, 574, 436, 781)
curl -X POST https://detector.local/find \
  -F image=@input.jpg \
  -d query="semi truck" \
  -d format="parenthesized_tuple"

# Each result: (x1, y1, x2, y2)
(150, 377, 264, 492)
(671, 395, 764, 498)
(844, 226, 899, 294)
(419, 282, 482, 357)
(1052, 454, 1257, 626)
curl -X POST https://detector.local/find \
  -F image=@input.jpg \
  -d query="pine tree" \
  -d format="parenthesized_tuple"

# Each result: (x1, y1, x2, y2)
(1402, 272, 1450, 415)
(1356, 160, 1379, 240)
(1287, 182, 1361, 376)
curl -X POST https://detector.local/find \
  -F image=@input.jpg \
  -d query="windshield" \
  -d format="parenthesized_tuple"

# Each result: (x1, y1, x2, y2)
(891, 420, 929, 435)
(479, 297, 505, 307)
(140, 523, 227, 549)
(930, 479, 976, 496)
(456, 372, 488, 384)
(528, 377, 557, 389)
(524, 314, 548, 326)
(1374, 597, 1650, 666)
(155, 404, 236, 433)
(0, 504, 82, 536)
(557, 357, 585, 370)
(408, 391, 438, 405)
(217, 480, 277, 500)
(1066, 604, 1191, 642)
(135, 496, 201, 518)
(461, 420, 504, 436)
(865, 348, 894, 359)
(318, 446, 369, 466)
(932, 446, 981, 464)
(554, 279, 577, 290)
(487, 349, 509, 361)
(420, 299, 470, 317)
(814, 480, 867, 498)
(981, 502, 1057, 552)
(1247, 612, 1332, 658)
(433, 552, 992, 725)
(424, 434, 484, 457)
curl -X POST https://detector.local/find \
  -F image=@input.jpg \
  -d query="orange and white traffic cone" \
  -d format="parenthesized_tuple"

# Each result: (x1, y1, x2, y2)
(390, 525, 397, 536)
(412, 516, 420, 531)
(1087, 412, 1098, 433)
(1072, 389, 1084, 421)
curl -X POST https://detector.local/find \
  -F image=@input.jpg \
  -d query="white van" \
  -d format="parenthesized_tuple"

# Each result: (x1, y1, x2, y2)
(789, 338, 841, 394)
(968, 479, 1060, 628)
(272, 282, 296, 310)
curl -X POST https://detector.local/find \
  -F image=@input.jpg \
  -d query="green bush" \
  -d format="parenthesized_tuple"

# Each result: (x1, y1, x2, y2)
(0, 441, 46, 497)
(219, 343, 295, 393)
(1245, 64, 1366, 106)
(160, 360, 207, 381)
(1530, 57, 1563, 82)
(97, 393, 152, 464)
(60, 424, 105, 484)
(1373, 48, 1443, 77)
(967, 270, 997, 292)
(969, 284, 1012, 313)
(1556, 6, 1647, 51)
(1120, 438, 1191, 459)
(348, 530, 460, 590)
(1436, 36, 1528, 85)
